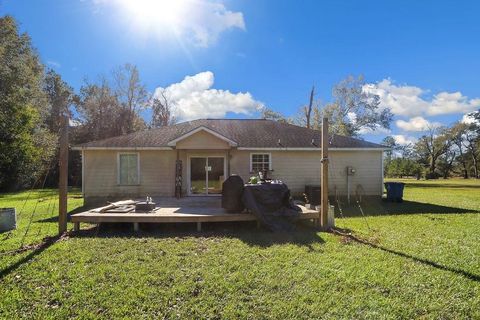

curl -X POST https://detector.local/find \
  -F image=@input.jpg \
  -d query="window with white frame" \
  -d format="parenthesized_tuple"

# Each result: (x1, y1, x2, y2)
(250, 153, 271, 173)
(118, 153, 139, 185)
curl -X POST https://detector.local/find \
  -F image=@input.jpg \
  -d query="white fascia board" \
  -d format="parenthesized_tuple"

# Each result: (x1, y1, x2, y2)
(71, 146, 173, 151)
(237, 147, 320, 151)
(237, 147, 386, 151)
(329, 148, 388, 151)
(167, 126, 238, 147)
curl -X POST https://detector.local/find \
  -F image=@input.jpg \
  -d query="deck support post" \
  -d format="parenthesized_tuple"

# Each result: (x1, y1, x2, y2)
(197, 222, 202, 232)
(320, 117, 331, 230)
(133, 222, 139, 232)
(74, 222, 80, 232)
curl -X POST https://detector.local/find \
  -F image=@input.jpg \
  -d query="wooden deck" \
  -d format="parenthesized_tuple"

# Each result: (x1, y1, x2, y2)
(71, 197, 319, 232)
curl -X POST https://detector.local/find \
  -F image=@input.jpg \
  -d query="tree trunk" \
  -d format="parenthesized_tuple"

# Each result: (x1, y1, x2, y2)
(462, 161, 469, 179)
(429, 157, 436, 176)
(444, 152, 455, 179)
(472, 154, 479, 178)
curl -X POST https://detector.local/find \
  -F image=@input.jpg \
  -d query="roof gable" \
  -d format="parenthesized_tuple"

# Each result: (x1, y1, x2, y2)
(167, 126, 238, 147)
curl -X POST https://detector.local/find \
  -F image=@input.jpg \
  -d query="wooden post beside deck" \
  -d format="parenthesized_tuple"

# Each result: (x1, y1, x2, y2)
(320, 117, 330, 230)
(58, 115, 68, 235)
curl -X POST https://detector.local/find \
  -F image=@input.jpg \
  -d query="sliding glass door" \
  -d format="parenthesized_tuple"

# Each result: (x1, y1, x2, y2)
(189, 157, 225, 195)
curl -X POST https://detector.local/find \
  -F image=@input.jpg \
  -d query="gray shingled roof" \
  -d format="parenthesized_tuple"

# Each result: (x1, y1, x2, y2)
(74, 119, 385, 149)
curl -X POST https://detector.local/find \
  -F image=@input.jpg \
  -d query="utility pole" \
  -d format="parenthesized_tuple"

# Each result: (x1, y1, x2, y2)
(58, 114, 68, 234)
(320, 117, 330, 229)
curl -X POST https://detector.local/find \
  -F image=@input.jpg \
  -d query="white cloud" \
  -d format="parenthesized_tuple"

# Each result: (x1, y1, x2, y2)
(358, 125, 391, 135)
(395, 116, 441, 132)
(187, 1, 245, 47)
(429, 92, 480, 115)
(393, 134, 417, 146)
(364, 79, 480, 117)
(153, 71, 264, 121)
(92, 0, 245, 47)
(363, 80, 428, 117)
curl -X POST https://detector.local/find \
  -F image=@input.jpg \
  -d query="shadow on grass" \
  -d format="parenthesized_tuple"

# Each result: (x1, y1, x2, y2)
(334, 199, 479, 218)
(333, 227, 480, 283)
(405, 183, 480, 189)
(73, 220, 325, 250)
(36, 205, 91, 223)
(0, 235, 60, 280)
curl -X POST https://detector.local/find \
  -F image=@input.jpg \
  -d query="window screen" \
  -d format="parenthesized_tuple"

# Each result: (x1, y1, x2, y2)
(251, 154, 270, 172)
(119, 153, 139, 185)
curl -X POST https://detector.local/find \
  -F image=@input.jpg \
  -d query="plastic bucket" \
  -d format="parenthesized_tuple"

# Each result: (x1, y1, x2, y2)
(0, 208, 17, 232)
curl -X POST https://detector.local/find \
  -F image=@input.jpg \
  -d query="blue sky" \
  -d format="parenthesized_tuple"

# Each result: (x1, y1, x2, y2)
(2, 0, 480, 143)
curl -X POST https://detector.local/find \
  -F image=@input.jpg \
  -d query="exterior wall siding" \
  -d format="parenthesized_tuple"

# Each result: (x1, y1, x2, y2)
(82, 148, 383, 204)
(328, 150, 383, 196)
(229, 150, 383, 197)
(83, 150, 176, 204)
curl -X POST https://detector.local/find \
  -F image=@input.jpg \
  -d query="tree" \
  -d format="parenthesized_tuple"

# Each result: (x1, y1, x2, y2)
(297, 86, 316, 129)
(75, 78, 124, 142)
(294, 86, 325, 130)
(464, 110, 480, 178)
(438, 148, 456, 179)
(450, 122, 470, 178)
(414, 127, 450, 178)
(397, 143, 416, 159)
(382, 136, 397, 162)
(151, 90, 176, 127)
(113, 63, 148, 133)
(321, 75, 393, 137)
(463, 123, 479, 178)
(0, 16, 53, 190)
(386, 158, 422, 178)
(42, 69, 76, 186)
(44, 69, 75, 133)
(468, 109, 480, 129)
(260, 106, 290, 123)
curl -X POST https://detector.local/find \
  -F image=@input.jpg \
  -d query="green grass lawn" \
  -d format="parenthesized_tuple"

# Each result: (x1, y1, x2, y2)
(1, 180, 479, 319)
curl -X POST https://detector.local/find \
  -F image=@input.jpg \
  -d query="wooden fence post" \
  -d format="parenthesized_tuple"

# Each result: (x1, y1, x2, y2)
(58, 115, 68, 234)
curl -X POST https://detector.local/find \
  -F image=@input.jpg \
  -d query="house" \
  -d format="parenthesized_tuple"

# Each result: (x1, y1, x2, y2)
(73, 119, 386, 205)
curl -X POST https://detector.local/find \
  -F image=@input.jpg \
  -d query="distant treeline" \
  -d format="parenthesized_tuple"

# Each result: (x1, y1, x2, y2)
(382, 119, 480, 179)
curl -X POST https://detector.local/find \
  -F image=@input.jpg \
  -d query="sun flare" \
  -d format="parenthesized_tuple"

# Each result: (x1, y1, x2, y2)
(117, 0, 189, 29)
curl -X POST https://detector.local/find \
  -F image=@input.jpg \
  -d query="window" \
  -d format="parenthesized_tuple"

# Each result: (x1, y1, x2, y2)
(250, 153, 271, 173)
(118, 153, 139, 185)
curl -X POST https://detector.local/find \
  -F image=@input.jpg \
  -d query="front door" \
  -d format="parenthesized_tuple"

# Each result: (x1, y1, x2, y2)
(189, 157, 225, 195)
